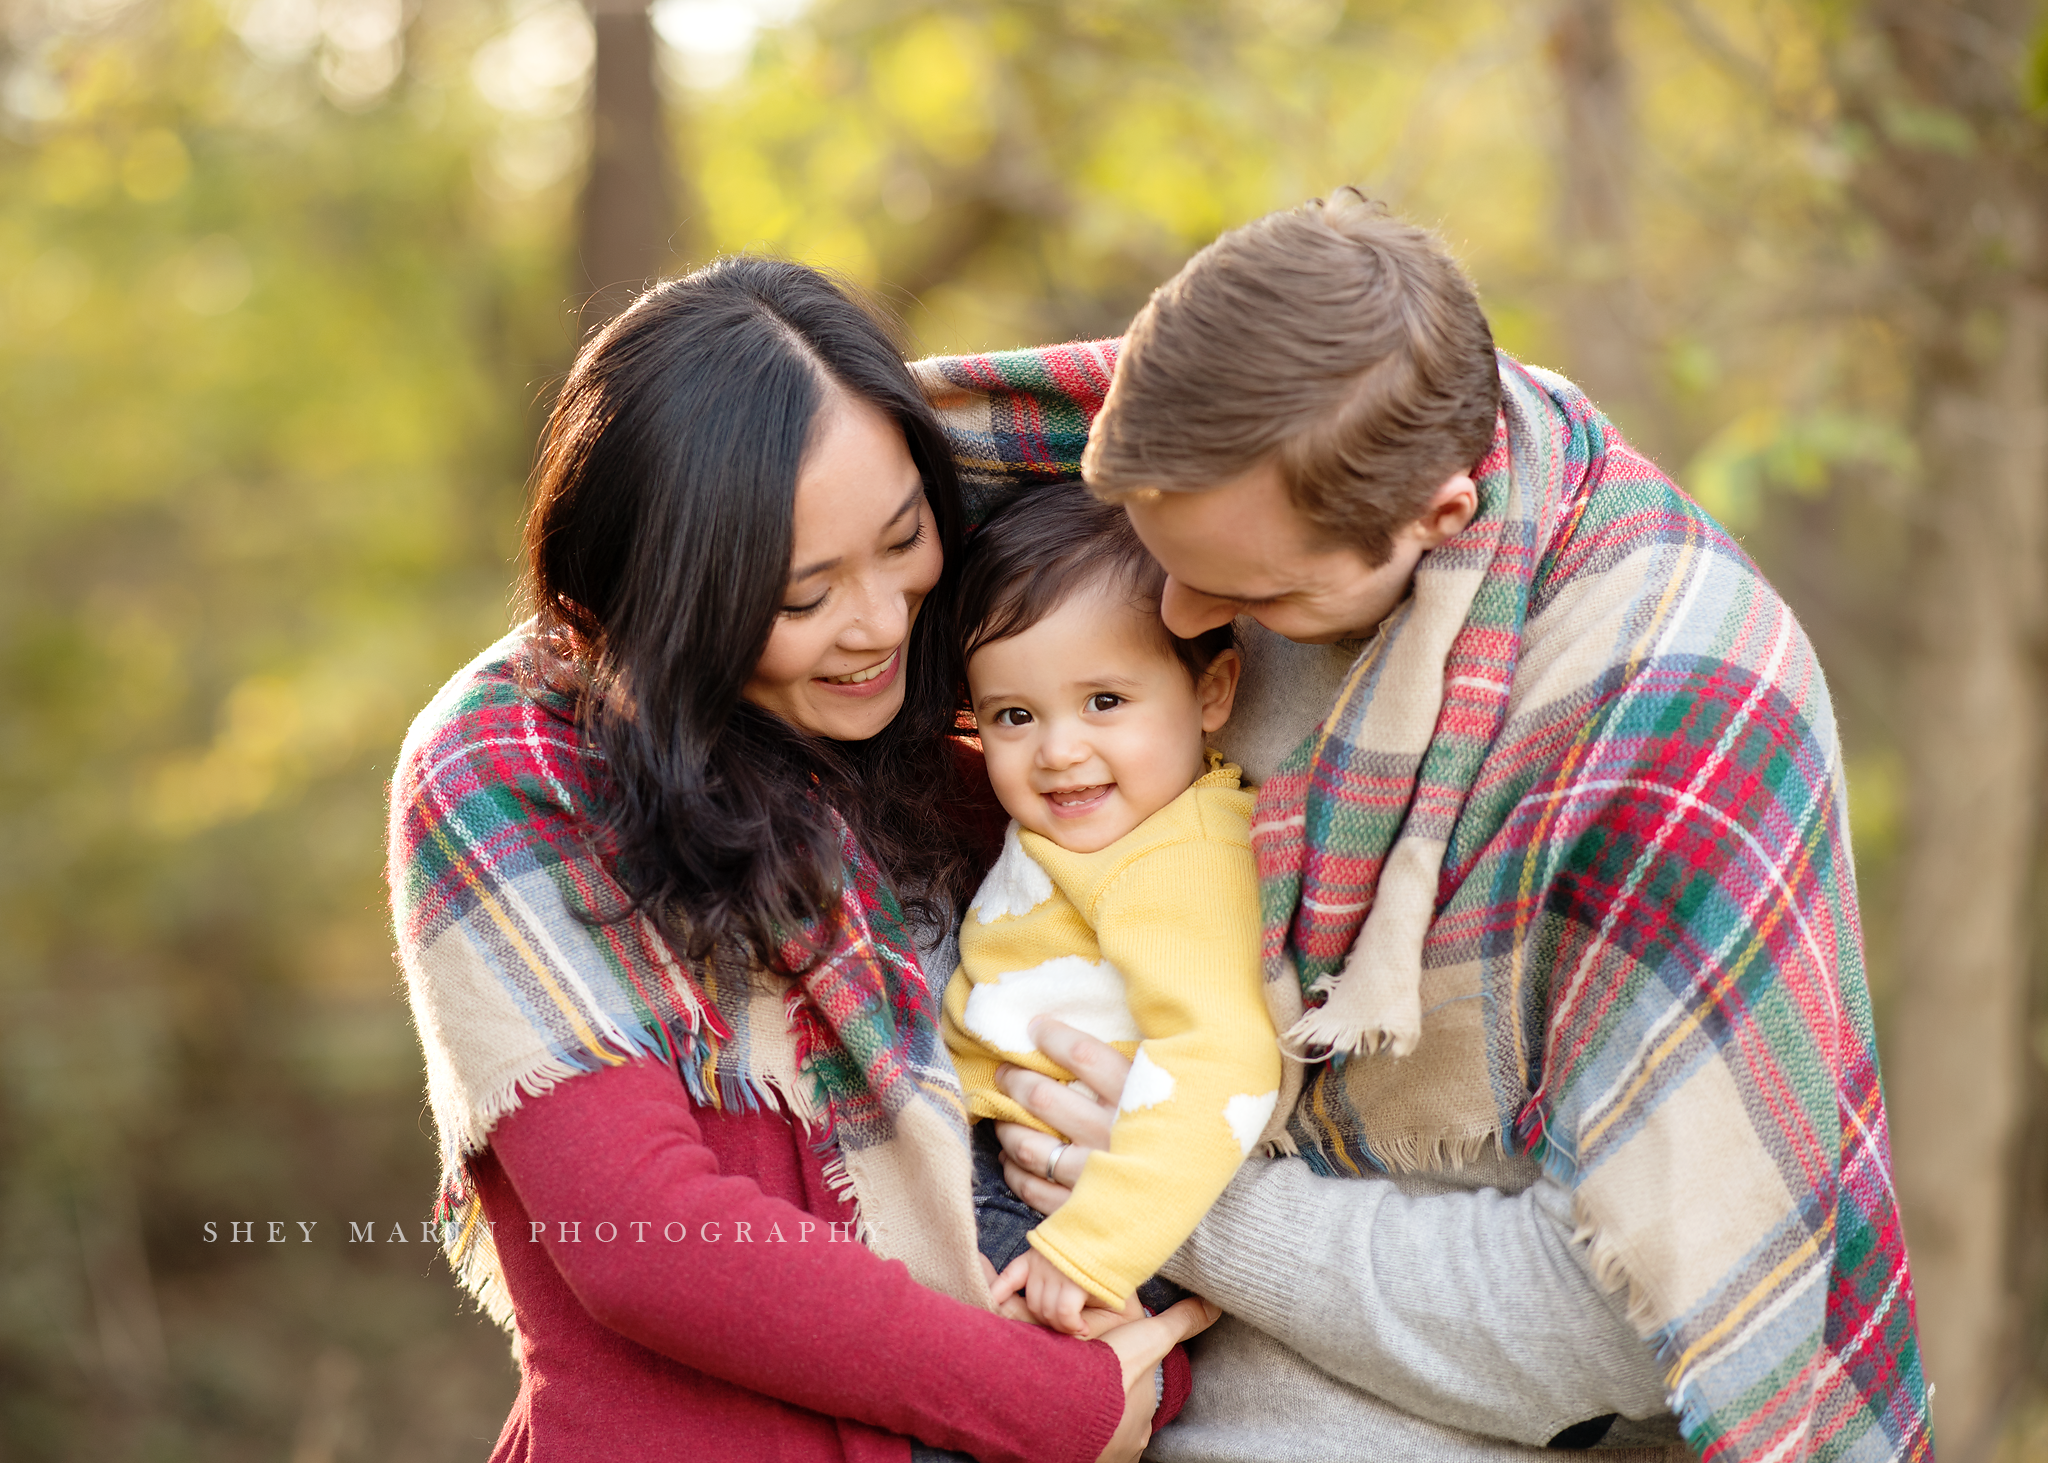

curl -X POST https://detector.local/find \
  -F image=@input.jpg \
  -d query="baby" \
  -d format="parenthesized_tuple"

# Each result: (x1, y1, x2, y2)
(942, 483, 1282, 1334)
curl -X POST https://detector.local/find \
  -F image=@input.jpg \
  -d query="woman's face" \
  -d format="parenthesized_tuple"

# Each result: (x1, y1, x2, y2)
(742, 390, 944, 741)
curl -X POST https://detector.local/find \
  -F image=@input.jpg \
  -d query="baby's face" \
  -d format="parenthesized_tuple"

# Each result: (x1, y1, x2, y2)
(968, 583, 1234, 854)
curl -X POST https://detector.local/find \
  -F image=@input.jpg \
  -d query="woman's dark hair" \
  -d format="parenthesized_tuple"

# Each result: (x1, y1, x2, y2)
(521, 257, 983, 973)
(958, 482, 1233, 681)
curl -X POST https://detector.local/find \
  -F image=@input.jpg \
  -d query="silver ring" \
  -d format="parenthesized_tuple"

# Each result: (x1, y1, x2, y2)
(1043, 1141, 1069, 1184)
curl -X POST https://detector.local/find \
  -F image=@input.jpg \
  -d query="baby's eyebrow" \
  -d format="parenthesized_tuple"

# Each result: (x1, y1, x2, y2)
(972, 671, 1146, 713)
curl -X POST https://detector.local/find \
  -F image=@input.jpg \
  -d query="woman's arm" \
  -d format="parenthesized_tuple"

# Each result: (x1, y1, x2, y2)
(488, 1054, 1203, 1463)
(996, 1023, 1671, 1448)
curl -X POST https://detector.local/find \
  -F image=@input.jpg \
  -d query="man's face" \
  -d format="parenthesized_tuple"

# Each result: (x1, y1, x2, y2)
(1121, 458, 1471, 645)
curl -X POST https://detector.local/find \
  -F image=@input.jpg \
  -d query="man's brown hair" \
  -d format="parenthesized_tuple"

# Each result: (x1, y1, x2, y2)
(1082, 189, 1501, 565)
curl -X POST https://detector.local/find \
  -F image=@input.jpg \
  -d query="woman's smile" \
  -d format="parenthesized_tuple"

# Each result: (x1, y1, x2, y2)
(818, 648, 901, 694)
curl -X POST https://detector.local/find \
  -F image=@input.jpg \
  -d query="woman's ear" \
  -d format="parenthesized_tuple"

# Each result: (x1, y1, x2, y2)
(1197, 648, 1242, 734)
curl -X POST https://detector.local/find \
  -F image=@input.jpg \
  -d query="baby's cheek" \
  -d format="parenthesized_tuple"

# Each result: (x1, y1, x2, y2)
(982, 741, 1037, 821)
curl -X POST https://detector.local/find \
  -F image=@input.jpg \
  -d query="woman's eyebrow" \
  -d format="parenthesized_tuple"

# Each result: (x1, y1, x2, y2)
(789, 488, 924, 582)
(881, 485, 923, 531)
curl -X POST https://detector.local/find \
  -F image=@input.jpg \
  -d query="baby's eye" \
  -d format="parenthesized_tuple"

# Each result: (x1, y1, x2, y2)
(1084, 693, 1124, 713)
(990, 707, 1032, 727)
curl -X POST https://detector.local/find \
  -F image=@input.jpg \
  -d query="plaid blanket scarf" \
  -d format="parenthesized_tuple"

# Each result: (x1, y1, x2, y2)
(914, 342, 1929, 1463)
(387, 634, 984, 1328)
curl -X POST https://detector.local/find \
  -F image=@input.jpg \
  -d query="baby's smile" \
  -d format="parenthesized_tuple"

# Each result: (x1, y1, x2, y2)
(1044, 784, 1115, 816)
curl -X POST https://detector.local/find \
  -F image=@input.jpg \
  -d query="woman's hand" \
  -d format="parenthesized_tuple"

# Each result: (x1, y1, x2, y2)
(993, 1017, 1133, 1217)
(1094, 1296, 1220, 1463)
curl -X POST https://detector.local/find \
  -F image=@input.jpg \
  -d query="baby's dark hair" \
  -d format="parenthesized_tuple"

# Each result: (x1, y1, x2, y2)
(957, 483, 1234, 681)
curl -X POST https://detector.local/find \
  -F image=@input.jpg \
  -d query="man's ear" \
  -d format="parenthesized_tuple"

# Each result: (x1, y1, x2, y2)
(1413, 472, 1479, 549)
(1197, 647, 1242, 734)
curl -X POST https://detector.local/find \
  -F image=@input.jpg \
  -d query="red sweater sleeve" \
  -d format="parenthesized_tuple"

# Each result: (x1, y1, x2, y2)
(486, 1057, 1125, 1463)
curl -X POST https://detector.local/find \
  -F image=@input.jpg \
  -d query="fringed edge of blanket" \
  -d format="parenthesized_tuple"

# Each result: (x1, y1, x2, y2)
(811, 1141, 874, 1249)
(434, 1043, 633, 1333)
(1365, 1126, 1507, 1175)
(1269, 1119, 1507, 1174)
(788, 987, 878, 1251)
(1552, 1150, 1717, 1457)
(430, 1012, 826, 1334)
(1565, 1195, 1736, 1463)
(1567, 1195, 1668, 1339)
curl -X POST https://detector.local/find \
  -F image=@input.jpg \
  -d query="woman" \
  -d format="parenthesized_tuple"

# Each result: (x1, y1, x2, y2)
(387, 258, 1211, 1463)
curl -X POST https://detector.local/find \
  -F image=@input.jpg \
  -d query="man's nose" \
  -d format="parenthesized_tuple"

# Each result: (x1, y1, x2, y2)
(1159, 578, 1238, 639)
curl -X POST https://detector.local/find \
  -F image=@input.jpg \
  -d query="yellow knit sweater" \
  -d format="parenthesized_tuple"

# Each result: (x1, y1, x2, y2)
(941, 761, 1281, 1309)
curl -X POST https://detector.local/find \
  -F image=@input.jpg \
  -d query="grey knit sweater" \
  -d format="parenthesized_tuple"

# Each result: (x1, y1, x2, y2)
(1139, 624, 1690, 1463)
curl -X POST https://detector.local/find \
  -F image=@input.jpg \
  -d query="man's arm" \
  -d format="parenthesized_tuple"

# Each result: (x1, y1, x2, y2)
(1155, 1155, 1675, 1448)
(994, 1026, 1675, 1451)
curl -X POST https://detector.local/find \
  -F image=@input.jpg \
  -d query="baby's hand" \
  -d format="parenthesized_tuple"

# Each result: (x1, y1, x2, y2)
(991, 1248, 1102, 1336)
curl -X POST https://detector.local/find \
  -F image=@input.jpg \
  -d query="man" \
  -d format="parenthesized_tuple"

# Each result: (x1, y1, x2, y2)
(917, 190, 1928, 1463)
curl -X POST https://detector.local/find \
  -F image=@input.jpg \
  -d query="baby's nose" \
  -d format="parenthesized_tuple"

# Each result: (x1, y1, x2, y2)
(1037, 724, 1090, 767)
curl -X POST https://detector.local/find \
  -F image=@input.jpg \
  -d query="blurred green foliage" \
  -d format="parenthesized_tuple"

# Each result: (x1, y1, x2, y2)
(0, 0, 564, 1451)
(0, 0, 2005, 1454)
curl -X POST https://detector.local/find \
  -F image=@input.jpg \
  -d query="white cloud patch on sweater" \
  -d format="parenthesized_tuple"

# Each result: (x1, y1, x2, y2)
(961, 955, 1138, 1053)
(969, 823, 1054, 925)
(1118, 1045, 1176, 1112)
(1224, 1089, 1279, 1156)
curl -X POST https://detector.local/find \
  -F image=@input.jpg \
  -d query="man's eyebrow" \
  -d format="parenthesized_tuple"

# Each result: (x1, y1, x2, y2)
(789, 486, 925, 581)
(1177, 580, 1265, 605)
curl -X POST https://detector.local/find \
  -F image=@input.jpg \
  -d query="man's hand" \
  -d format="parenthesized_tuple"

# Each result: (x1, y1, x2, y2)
(994, 1016, 1133, 1216)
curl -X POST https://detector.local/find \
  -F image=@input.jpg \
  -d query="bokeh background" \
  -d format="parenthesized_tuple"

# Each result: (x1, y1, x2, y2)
(2, 0, 2044, 1457)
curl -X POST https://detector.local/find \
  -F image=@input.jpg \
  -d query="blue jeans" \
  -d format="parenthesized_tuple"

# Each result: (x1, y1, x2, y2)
(970, 1120, 1189, 1315)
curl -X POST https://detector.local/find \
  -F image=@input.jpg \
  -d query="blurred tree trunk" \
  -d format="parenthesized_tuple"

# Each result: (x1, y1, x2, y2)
(1546, 0, 1664, 460)
(1843, 2, 2048, 1455)
(579, 0, 682, 323)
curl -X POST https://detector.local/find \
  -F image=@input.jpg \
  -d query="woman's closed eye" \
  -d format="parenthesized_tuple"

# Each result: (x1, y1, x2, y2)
(1083, 693, 1124, 713)
(778, 509, 922, 617)
(888, 516, 928, 554)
